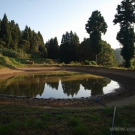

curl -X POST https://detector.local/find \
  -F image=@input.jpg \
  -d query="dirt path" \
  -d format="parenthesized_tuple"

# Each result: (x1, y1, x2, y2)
(0, 66, 135, 107)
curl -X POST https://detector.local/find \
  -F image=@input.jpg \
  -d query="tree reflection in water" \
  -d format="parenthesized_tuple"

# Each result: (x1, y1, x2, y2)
(61, 81, 80, 97)
(0, 73, 113, 98)
(80, 78, 110, 96)
(0, 75, 45, 97)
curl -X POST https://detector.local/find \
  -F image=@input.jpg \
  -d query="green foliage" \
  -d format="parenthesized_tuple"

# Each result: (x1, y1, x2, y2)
(0, 14, 47, 59)
(0, 45, 30, 59)
(84, 60, 97, 65)
(9, 20, 21, 50)
(77, 38, 116, 67)
(98, 41, 116, 67)
(68, 117, 88, 135)
(85, 10, 108, 58)
(113, 0, 135, 68)
(59, 31, 80, 63)
(68, 117, 80, 127)
(0, 14, 11, 48)
(76, 38, 95, 61)
(84, 60, 90, 65)
(45, 37, 59, 59)
(90, 61, 97, 65)
(69, 61, 82, 65)
(38, 45, 48, 58)
(0, 55, 25, 68)
(85, 10, 107, 35)
(45, 59, 55, 64)
(0, 103, 135, 135)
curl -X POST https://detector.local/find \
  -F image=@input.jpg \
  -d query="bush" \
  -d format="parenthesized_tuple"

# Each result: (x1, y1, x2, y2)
(45, 59, 55, 64)
(69, 61, 82, 65)
(84, 60, 97, 66)
(90, 61, 97, 65)
(84, 60, 90, 65)
(0, 46, 30, 59)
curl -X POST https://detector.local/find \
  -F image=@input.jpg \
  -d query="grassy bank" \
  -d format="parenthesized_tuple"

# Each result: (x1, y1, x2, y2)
(0, 103, 135, 135)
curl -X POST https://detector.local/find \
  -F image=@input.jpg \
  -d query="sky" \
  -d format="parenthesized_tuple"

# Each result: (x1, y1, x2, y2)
(0, 0, 123, 49)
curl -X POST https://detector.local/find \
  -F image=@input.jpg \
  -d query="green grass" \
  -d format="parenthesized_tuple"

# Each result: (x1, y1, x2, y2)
(0, 51, 135, 70)
(0, 103, 135, 135)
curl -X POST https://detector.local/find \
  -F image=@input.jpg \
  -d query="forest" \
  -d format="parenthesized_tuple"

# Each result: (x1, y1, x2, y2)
(0, 14, 118, 67)
(0, 0, 135, 68)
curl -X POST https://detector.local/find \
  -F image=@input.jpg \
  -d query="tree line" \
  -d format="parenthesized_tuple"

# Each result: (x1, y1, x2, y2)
(0, 14, 47, 58)
(0, 0, 135, 67)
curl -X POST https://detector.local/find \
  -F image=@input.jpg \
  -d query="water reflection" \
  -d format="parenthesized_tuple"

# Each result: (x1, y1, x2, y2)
(62, 81, 80, 97)
(0, 73, 119, 98)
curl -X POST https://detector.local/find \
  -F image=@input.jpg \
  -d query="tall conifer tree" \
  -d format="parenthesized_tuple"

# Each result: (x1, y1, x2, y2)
(10, 20, 21, 50)
(113, 0, 135, 67)
(85, 10, 107, 63)
(0, 14, 11, 48)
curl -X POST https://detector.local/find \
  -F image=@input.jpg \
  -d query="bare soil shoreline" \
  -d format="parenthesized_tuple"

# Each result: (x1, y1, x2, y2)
(0, 66, 135, 107)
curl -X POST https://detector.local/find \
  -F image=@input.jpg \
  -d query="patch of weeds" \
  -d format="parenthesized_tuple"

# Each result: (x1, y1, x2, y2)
(68, 117, 80, 127)
(115, 115, 128, 126)
(10, 120, 20, 129)
(41, 113, 49, 120)
(88, 114, 101, 122)
(72, 124, 88, 135)
(55, 114, 65, 120)
(34, 118, 47, 130)
(20, 119, 33, 129)
(68, 116, 89, 135)
(0, 125, 12, 135)
(102, 107, 114, 117)
(99, 127, 110, 135)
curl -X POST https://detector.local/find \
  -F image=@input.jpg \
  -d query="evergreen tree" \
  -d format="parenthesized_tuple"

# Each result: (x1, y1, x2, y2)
(113, 0, 135, 67)
(20, 27, 42, 53)
(59, 31, 79, 63)
(31, 30, 40, 52)
(85, 10, 107, 63)
(37, 31, 48, 58)
(38, 31, 44, 47)
(0, 19, 1, 33)
(9, 20, 21, 50)
(19, 26, 30, 52)
(98, 41, 116, 67)
(19, 39, 30, 52)
(38, 45, 48, 58)
(76, 38, 95, 61)
(0, 14, 11, 48)
(45, 37, 59, 59)
(53, 37, 59, 58)
(0, 19, 5, 46)
(22, 25, 30, 41)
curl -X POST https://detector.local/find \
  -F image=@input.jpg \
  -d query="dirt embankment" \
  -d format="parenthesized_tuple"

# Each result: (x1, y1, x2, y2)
(0, 66, 135, 107)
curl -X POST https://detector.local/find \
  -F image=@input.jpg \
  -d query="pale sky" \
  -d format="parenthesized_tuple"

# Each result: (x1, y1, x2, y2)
(0, 0, 122, 49)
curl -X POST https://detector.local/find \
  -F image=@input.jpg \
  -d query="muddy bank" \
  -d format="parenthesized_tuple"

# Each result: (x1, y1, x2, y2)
(0, 66, 135, 107)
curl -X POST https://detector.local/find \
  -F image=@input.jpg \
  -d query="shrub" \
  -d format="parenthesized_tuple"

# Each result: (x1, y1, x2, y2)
(90, 61, 97, 65)
(45, 59, 55, 64)
(69, 61, 82, 65)
(84, 60, 90, 65)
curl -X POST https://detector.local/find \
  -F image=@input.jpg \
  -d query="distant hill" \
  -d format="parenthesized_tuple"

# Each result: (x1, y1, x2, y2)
(114, 48, 124, 65)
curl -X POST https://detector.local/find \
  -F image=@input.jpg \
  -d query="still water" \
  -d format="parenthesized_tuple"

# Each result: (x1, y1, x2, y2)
(0, 72, 120, 98)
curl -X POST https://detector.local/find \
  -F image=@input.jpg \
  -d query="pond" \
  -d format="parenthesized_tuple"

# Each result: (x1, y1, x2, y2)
(0, 72, 120, 99)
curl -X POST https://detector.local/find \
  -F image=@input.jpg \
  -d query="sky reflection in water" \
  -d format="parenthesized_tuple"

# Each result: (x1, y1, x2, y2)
(0, 73, 120, 99)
